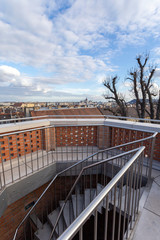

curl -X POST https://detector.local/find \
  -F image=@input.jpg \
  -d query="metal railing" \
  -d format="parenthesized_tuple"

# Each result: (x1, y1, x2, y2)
(12, 146, 135, 240)
(57, 146, 145, 240)
(1, 114, 160, 125)
(49, 147, 143, 239)
(0, 124, 100, 190)
(0, 117, 157, 191)
(12, 128, 157, 240)
(105, 115, 160, 123)
(0, 115, 105, 125)
(0, 121, 157, 191)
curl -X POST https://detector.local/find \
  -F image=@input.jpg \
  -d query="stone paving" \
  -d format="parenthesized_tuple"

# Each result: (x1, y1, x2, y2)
(132, 168, 160, 240)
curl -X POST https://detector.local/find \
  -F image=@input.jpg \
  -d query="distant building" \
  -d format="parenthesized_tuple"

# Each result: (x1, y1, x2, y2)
(31, 107, 103, 119)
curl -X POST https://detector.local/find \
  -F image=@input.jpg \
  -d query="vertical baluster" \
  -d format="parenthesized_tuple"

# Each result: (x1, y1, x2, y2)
(40, 129, 44, 167)
(0, 140, 6, 188)
(14, 134, 20, 180)
(136, 153, 144, 214)
(22, 132, 27, 176)
(112, 184, 117, 240)
(55, 127, 58, 162)
(117, 176, 124, 240)
(7, 136, 14, 183)
(79, 226, 83, 240)
(104, 194, 109, 240)
(71, 126, 73, 162)
(126, 165, 134, 239)
(65, 126, 68, 162)
(122, 170, 129, 238)
(60, 127, 63, 162)
(94, 209, 98, 240)
(130, 159, 138, 230)
(148, 136, 156, 182)
(51, 127, 54, 163)
(134, 155, 141, 221)
(35, 130, 39, 170)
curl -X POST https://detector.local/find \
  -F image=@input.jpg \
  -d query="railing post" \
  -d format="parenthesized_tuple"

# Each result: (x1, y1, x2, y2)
(148, 136, 156, 183)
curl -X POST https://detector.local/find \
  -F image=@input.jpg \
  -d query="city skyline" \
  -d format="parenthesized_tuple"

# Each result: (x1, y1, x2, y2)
(0, 0, 160, 102)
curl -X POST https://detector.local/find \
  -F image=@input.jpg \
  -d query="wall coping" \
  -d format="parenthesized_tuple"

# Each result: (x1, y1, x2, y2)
(0, 118, 160, 135)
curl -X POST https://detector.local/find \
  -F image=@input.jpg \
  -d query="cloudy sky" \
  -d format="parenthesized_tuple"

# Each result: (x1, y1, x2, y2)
(0, 0, 160, 102)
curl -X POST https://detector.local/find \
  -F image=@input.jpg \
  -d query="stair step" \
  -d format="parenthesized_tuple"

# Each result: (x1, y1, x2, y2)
(59, 200, 74, 227)
(34, 222, 56, 240)
(113, 186, 145, 212)
(94, 183, 104, 214)
(72, 194, 84, 218)
(48, 207, 65, 237)
(84, 188, 96, 208)
(30, 213, 43, 229)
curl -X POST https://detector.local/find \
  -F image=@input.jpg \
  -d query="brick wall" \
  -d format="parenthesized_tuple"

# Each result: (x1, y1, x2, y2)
(0, 124, 159, 164)
(109, 127, 158, 160)
(0, 181, 48, 240)
(0, 129, 42, 163)
(55, 126, 97, 147)
(0, 174, 104, 240)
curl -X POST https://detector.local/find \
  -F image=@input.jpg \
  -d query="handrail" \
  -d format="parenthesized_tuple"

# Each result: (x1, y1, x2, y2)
(0, 115, 105, 124)
(49, 148, 142, 239)
(0, 122, 156, 138)
(12, 131, 157, 240)
(104, 115, 160, 123)
(1, 114, 160, 125)
(57, 146, 145, 240)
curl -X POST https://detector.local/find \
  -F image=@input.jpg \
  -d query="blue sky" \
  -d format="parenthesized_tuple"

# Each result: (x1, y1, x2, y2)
(0, 0, 160, 102)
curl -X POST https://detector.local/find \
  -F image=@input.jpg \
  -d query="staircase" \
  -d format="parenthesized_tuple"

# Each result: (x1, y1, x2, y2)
(33, 183, 144, 240)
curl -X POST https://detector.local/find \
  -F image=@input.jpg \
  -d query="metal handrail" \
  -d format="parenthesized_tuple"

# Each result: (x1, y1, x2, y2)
(12, 131, 157, 240)
(104, 115, 160, 123)
(0, 115, 105, 124)
(57, 146, 145, 240)
(1, 114, 160, 125)
(49, 147, 142, 239)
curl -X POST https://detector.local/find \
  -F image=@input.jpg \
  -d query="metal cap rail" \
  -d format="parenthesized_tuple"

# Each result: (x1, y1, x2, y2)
(57, 146, 145, 240)
(1, 114, 160, 125)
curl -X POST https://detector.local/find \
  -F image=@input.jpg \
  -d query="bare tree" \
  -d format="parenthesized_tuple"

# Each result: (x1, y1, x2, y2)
(127, 54, 157, 119)
(103, 76, 128, 116)
(156, 90, 160, 120)
(103, 54, 160, 119)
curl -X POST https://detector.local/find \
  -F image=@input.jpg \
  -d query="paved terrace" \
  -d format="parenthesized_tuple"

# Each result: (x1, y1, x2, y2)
(132, 168, 160, 240)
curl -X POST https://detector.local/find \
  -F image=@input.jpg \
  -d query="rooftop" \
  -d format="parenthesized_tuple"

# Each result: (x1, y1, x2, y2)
(0, 115, 160, 240)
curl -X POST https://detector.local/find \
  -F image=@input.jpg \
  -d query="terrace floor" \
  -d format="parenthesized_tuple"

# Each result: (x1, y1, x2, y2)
(132, 168, 160, 240)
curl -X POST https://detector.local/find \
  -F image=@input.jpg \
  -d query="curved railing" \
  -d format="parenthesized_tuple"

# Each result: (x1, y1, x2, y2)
(58, 146, 145, 240)
(13, 131, 157, 240)
(49, 147, 143, 239)
(1, 114, 160, 125)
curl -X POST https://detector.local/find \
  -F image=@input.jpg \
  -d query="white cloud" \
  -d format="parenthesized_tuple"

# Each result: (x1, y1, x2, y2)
(0, 65, 20, 77)
(0, 0, 160, 101)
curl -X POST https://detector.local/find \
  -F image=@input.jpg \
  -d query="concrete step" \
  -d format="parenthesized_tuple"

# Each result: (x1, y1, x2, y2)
(93, 183, 105, 214)
(84, 188, 96, 208)
(59, 200, 74, 227)
(48, 207, 65, 237)
(34, 222, 54, 240)
(30, 213, 43, 229)
(113, 186, 145, 213)
(72, 194, 84, 218)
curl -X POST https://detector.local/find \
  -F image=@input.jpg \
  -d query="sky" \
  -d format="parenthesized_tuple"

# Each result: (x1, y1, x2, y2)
(0, 0, 160, 102)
